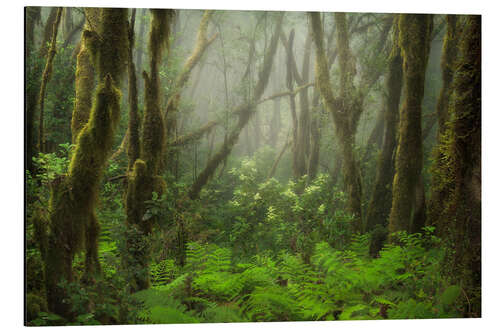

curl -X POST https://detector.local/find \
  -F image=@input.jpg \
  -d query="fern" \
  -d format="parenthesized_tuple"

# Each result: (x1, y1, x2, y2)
(132, 286, 200, 324)
(193, 271, 244, 301)
(151, 259, 178, 286)
(240, 286, 301, 322)
(202, 304, 246, 323)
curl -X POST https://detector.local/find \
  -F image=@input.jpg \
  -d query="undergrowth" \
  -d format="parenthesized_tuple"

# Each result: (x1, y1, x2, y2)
(125, 227, 462, 324)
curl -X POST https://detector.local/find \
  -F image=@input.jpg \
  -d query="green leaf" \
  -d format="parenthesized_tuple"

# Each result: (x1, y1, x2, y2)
(440, 285, 461, 305)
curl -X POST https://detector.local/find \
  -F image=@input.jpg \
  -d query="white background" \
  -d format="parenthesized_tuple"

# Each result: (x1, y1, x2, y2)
(2, 0, 498, 331)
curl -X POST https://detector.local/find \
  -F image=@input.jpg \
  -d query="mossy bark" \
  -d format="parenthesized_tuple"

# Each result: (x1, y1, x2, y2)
(46, 75, 123, 316)
(125, 9, 174, 291)
(427, 15, 460, 231)
(37, 7, 63, 153)
(25, 7, 41, 174)
(127, 9, 141, 171)
(43, 8, 128, 316)
(429, 16, 481, 316)
(366, 17, 403, 234)
(310, 12, 364, 232)
(450, 16, 481, 315)
(388, 14, 433, 235)
(71, 10, 99, 142)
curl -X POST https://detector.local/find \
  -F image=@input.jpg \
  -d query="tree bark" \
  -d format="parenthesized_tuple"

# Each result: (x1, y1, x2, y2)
(310, 12, 364, 232)
(388, 14, 433, 235)
(366, 17, 403, 236)
(44, 8, 128, 316)
(125, 9, 175, 292)
(427, 15, 460, 229)
(37, 7, 63, 153)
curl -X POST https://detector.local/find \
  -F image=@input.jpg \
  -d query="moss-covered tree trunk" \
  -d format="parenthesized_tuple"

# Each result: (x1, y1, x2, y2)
(69, 8, 103, 282)
(25, 6, 41, 175)
(125, 9, 175, 292)
(310, 12, 364, 232)
(37, 7, 62, 153)
(427, 15, 460, 232)
(450, 16, 481, 315)
(429, 16, 481, 316)
(43, 8, 128, 317)
(388, 14, 433, 235)
(127, 9, 141, 171)
(71, 8, 99, 143)
(365, 17, 403, 235)
(26, 7, 58, 169)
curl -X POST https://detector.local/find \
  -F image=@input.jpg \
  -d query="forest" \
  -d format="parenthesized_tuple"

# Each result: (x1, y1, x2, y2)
(24, 7, 481, 325)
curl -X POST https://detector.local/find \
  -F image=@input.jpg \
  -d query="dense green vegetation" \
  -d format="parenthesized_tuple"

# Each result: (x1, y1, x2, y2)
(25, 7, 481, 326)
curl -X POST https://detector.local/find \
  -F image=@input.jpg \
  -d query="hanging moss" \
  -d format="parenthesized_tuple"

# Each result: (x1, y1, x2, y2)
(43, 7, 128, 311)
(388, 14, 433, 235)
(71, 30, 97, 142)
(96, 9, 129, 85)
(125, 9, 175, 291)
(70, 9, 100, 141)
(44, 73, 122, 316)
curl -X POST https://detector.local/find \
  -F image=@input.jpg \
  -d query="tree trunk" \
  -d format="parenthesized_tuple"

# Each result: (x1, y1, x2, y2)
(388, 14, 433, 235)
(25, 6, 41, 174)
(365, 17, 403, 234)
(296, 28, 312, 178)
(127, 9, 141, 172)
(428, 16, 481, 316)
(26, 7, 57, 167)
(310, 12, 364, 232)
(71, 8, 99, 143)
(37, 8, 63, 153)
(427, 15, 460, 230)
(125, 9, 174, 292)
(44, 8, 128, 316)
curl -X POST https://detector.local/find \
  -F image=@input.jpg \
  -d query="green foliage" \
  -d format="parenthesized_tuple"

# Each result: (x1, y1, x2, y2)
(133, 288, 200, 324)
(31, 143, 74, 185)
